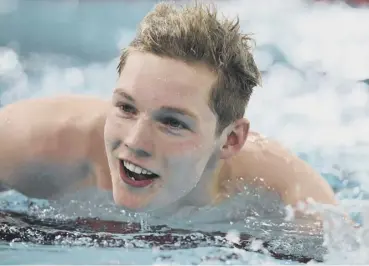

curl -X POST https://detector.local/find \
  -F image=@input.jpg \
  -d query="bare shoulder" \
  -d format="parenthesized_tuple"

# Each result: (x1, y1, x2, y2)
(0, 95, 109, 123)
(0, 95, 109, 154)
(224, 131, 337, 206)
(0, 95, 110, 197)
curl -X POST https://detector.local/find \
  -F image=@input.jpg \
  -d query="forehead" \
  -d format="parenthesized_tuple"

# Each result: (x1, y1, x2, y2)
(115, 52, 217, 118)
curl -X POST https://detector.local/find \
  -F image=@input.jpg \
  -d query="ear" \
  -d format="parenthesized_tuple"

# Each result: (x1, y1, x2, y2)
(219, 118, 249, 159)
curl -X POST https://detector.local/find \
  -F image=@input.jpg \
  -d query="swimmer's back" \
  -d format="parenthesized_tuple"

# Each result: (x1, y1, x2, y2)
(0, 95, 109, 198)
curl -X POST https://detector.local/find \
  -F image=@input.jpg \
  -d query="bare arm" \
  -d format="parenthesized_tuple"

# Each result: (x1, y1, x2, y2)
(228, 133, 337, 216)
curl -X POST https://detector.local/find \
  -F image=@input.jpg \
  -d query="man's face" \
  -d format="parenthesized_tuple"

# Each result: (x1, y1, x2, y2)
(104, 51, 221, 212)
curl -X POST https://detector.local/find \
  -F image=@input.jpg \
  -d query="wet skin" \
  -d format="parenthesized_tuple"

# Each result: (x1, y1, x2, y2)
(104, 52, 228, 212)
(0, 52, 337, 218)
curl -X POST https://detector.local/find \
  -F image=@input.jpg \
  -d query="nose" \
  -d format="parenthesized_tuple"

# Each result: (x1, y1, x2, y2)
(124, 117, 154, 158)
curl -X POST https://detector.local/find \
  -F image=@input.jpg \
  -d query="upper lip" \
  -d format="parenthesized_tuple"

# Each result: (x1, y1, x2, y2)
(120, 158, 160, 176)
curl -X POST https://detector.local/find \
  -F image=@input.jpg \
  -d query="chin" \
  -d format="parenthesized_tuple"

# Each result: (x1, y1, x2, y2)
(111, 180, 158, 212)
(112, 185, 186, 214)
(112, 191, 147, 212)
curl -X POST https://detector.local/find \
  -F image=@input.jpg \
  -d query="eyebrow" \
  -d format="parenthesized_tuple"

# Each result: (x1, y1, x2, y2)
(114, 88, 198, 120)
(114, 88, 135, 102)
(158, 107, 197, 120)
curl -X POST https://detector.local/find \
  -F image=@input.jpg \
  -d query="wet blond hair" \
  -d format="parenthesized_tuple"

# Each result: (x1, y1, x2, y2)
(118, 2, 261, 135)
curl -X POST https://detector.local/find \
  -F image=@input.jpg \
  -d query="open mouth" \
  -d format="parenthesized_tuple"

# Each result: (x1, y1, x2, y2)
(119, 160, 160, 188)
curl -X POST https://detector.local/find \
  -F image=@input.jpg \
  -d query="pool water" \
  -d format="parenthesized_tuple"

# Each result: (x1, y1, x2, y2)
(0, 188, 327, 264)
(1, 0, 369, 264)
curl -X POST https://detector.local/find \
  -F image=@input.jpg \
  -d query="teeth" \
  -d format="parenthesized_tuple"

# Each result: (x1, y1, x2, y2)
(133, 166, 142, 174)
(123, 161, 154, 175)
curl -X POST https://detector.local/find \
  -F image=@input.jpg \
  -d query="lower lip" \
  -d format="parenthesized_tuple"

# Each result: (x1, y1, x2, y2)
(119, 161, 155, 188)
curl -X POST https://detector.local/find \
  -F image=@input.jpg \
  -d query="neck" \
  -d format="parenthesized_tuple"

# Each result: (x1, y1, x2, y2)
(183, 159, 225, 207)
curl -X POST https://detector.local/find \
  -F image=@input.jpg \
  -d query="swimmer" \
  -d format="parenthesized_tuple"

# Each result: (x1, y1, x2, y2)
(0, 2, 336, 220)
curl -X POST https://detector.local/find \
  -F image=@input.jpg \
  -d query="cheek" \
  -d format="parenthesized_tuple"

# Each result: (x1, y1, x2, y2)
(163, 151, 212, 187)
(162, 134, 210, 156)
(164, 139, 216, 174)
(105, 113, 127, 138)
(165, 155, 200, 181)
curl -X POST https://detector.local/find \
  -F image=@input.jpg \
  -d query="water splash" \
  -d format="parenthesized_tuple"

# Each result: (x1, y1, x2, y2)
(1, 0, 369, 264)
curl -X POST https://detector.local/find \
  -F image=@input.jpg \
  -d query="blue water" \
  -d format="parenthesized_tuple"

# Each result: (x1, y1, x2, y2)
(1, 0, 369, 264)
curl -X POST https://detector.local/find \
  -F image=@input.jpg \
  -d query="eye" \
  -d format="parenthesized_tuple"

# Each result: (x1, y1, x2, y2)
(161, 117, 188, 130)
(117, 103, 137, 115)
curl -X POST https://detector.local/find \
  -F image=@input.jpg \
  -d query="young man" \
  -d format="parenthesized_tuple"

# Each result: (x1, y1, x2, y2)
(0, 2, 336, 218)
